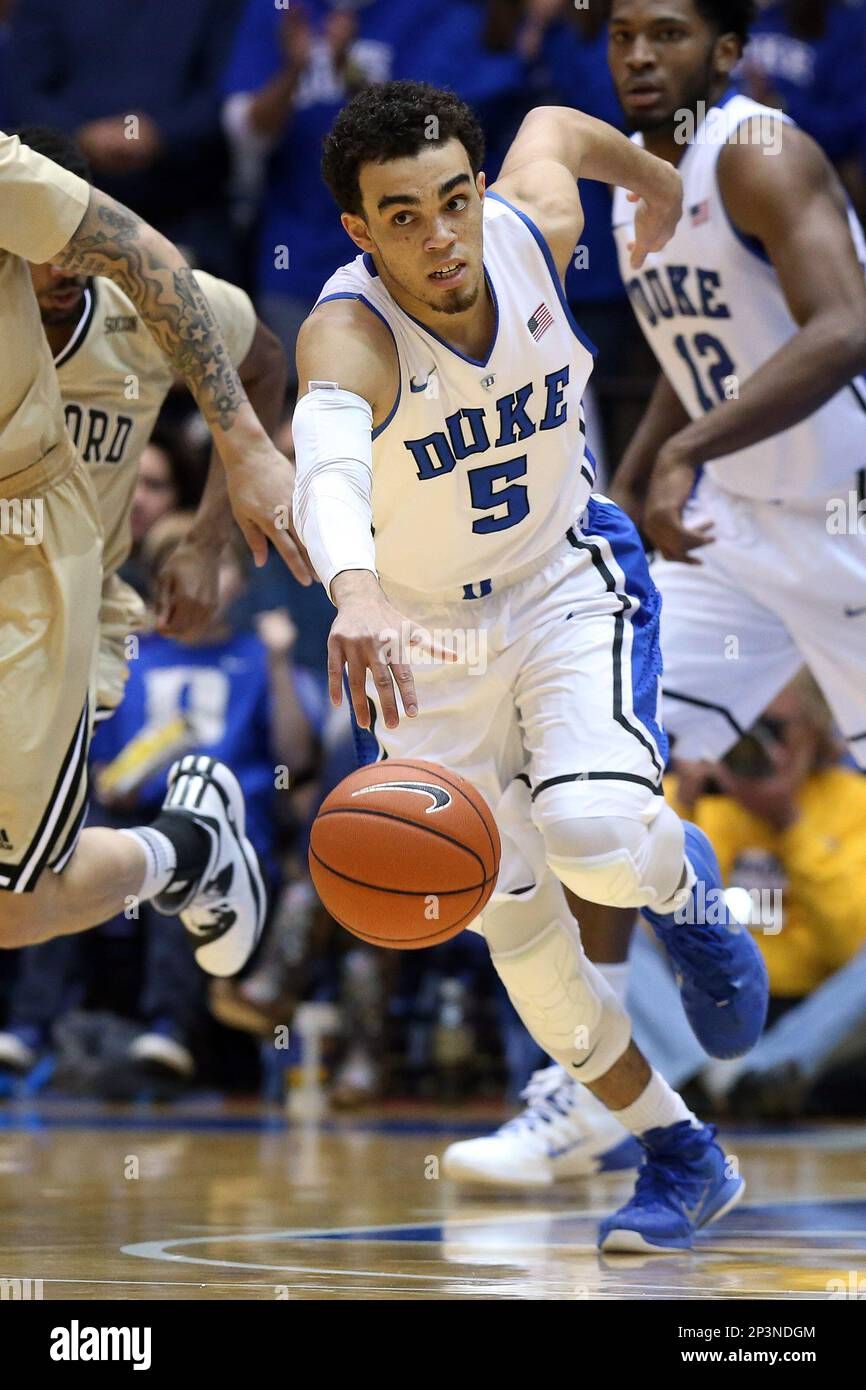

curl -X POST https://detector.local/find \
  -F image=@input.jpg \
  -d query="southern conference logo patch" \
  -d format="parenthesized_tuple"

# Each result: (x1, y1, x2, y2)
(104, 315, 138, 334)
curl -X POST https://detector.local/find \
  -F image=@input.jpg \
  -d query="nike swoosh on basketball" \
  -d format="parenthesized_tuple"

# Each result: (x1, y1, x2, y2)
(351, 781, 452, 813)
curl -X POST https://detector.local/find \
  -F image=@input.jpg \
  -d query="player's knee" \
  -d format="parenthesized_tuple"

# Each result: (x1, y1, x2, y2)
(483, 883, 631, 1080)
(539, 805, 685, 910)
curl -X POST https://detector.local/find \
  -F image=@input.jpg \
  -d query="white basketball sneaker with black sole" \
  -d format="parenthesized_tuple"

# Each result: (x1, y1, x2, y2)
(443, 1065, 642, 1187)
(153, 756, 267, 978)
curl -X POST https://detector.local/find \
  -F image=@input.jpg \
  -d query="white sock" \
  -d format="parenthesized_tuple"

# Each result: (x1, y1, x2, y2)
(612, 1069, 699, 1136)
(120, 827, 177, 900)
(597, 961, 631, 1007)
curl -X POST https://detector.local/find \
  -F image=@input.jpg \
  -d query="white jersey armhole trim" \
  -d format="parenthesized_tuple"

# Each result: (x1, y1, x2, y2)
(485, 190, 598, 358)
(316, 291, 402, 439)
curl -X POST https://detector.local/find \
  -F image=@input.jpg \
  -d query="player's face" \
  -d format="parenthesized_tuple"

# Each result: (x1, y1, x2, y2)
(29, 260, 87, 326)
(131, 444, 178, 545)
(608, 0, 734, 132)
(344, 139, 486, 316)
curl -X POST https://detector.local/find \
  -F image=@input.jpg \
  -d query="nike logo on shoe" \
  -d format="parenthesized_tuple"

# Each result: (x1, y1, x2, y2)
(186, 907, 238, 944)
(680, 1178, 713, 1224)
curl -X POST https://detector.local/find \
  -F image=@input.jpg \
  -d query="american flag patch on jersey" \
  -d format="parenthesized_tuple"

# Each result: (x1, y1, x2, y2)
(527, 303, 554, 340)
(690, 200, 710, 226)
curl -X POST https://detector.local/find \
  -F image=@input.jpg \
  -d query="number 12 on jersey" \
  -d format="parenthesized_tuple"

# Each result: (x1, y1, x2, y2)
(674, 332, 738, 411)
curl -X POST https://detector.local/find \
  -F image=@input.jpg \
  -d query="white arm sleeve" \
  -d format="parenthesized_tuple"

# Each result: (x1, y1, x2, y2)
(292, 387, 378, 602)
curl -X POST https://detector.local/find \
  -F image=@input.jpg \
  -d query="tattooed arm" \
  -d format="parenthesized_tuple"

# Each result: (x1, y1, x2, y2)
(54, 187, 305, 576)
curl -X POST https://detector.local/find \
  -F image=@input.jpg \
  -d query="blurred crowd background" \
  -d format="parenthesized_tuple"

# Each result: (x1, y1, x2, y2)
(1, 0, 865, 1119)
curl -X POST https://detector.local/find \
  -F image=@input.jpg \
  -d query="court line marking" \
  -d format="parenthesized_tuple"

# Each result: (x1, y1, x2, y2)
(6, 1276, 819, 1299)
(122, 1203, 866, 1281)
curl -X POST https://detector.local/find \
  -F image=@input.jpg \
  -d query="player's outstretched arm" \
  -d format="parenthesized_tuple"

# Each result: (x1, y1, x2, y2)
(294, 301, 456, 731)
(643, 124, 866, 562)
(493, 106, 682, 276)
(53, 187, 295, 568)
(156, 317, 313, 639)
(608, 372, 693, 528)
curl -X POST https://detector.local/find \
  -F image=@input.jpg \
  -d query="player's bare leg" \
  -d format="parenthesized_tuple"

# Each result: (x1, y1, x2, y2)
(0, 829, 151, 946)
(567, 894, 635, 964)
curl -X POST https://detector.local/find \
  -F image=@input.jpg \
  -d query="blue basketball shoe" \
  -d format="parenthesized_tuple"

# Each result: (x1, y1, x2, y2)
(642, 823, 769, 1058)
(598, 1120, 744, 1252)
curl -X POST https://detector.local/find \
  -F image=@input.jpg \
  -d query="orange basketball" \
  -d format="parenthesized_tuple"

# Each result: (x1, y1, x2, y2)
(308, 759, 501, 949)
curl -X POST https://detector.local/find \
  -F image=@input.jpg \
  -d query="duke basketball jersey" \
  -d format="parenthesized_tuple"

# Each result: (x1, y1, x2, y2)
(612, 93, 866, 500)
(314, 192, 597, 596)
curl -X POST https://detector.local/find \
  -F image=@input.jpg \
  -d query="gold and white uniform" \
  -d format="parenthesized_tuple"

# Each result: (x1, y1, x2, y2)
(0, 131, 98, 892)
(0, 129, 256, 891)
(54, 271, 256, 715)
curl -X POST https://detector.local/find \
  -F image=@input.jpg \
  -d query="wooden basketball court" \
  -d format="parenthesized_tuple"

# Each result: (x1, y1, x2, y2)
(0, 1100, 863, 1300)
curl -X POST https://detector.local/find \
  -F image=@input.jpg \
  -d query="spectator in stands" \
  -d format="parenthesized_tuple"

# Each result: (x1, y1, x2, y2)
(230, 405, 335, 681)
(405, 0, 551, 177)
(628, 673, 866, 1117)
(6, 0, 245, 275)
(0, 1, 14, 130)
(739, 0, 866, 218)
(223, 0, 606, 366)
(535, 0, 658, 474)
(222, 0, 492, 376)
(121, 428, 207, 600)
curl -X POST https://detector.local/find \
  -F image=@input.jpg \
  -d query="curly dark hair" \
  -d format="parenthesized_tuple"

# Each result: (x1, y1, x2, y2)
(692, 0, 758, 46)
(322, 81, 486, 217)
(12, 123, 92, 183)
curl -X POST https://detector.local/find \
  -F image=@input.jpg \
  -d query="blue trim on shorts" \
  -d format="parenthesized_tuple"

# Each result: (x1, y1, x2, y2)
(345, 677, 383, 767)
(582, 496, 669, 771)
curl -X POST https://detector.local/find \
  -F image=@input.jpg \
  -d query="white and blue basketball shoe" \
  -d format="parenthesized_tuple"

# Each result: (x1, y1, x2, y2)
(642, 823, 769, 1059)
(598, 1120, 744, 1252)
(443, 1065, 641, 1186)
(153, 756, 267, 978)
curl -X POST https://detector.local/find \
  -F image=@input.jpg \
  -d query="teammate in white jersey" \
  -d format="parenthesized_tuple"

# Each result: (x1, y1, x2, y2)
(18, 125, 303, 719)
(457, 0, 866, 1193)
(0, 127, 297, 976)
(292, 79, 769, 1251)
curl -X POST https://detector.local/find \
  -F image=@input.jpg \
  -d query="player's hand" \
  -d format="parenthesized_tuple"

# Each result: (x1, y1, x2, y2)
(607, 474, 648, 529)
(256, 607, 298, 658)
(154, 537, 221, 639)
(626, 164, 683, 270)
(643, 446, 713, 563)
(329, 572, 459, 731)
(712, 750, 803, 833)
(279, 4, 314, 74)
(224, 444, 314, 586)
(122, 113, 162, 169)
(673, 758, 721, 813)
(76, 117, 133, 173)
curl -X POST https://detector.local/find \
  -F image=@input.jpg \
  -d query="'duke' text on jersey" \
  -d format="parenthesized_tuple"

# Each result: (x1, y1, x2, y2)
(404, 367, 571, 481)
(624, 265, 731, 329)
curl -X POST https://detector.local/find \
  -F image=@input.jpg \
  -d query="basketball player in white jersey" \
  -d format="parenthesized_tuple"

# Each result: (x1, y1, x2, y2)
(18, 125, 303, 721)
(292, 79, 769, 1250)
(449, 0, 866, 1192)
(0, 128, 296, 976)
